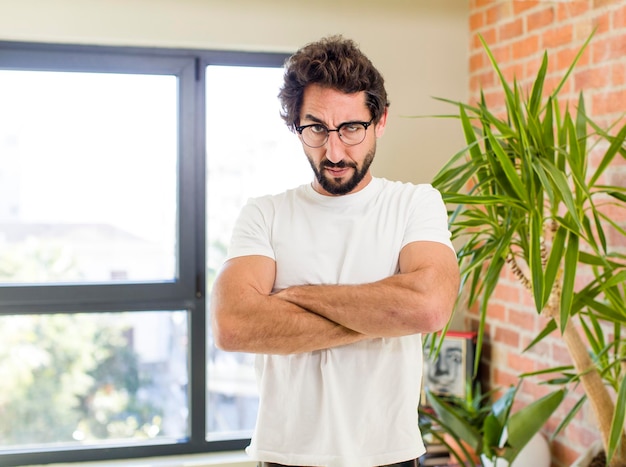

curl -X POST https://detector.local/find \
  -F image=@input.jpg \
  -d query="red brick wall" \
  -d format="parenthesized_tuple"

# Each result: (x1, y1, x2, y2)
(467, 1, 626, 466)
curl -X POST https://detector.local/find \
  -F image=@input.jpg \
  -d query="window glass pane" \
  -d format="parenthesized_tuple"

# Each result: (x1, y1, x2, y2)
(205, 66, 310, 440)
(0, 311, 189, 450)
(0, 70, 178, 284)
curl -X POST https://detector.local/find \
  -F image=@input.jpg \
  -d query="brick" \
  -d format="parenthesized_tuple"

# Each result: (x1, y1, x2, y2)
(509, 308, 536, 331)
(543, 418, 561, 436)
(602, 199, 626, 222)
(527, 6, 555, 31)
(556, 44, 591, 72)
(469, 75, 482, 94)
(491, 43, 512, 64)
(474, 0, 496, 8)
(493, 368, 520, 388)
(551, 340, 574, 366)
(494, 326, 520, 347)
(593, 0, 622, 7)
(500, 265, 516, 282)
(593, 11, 611, 34)
(574, 19, 596, 41)
(522, 380, 553, 399)
(512, 34, 540, 59)
(609, 225, 626, 248)
(592, 33, 626, 62)
(544, 75, 573, 97)
(556, 391, 583, 417)
(574, 66, 611, 91)
(557, 1, 589, 20)
(492, 281, 521, 302)
(488, 302, 507, 321)
(552, 439, 585, 467)
(520, 287, 536, 308)
(507, 352, 536, 373)
(486, 2, 513, 26)
(613, 61, 626, 86)
(500, 18, 524, 41)
(542, 24, 574, 48)
(479, 85, 504, 107)
(475, 69, 497, 89)
(523, 337, 550, 356)
(566, 424, 601, 446)
(469, 11, 485, 31)
(592, 89, 626, 115)
(615, 3, 626, 29)
(513, 1, 540, 15)
(591, 36, 612, 63)
(469, 51, 486, 73)
(474, 28, 497, 50)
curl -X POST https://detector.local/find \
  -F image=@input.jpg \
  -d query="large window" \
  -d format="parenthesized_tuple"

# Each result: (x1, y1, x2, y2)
(0, 41, 309, 466)
(0, 70, 177, 284)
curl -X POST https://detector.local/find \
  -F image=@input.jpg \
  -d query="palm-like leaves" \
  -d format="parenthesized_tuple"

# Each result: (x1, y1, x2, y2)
(432, 34, 626, 464)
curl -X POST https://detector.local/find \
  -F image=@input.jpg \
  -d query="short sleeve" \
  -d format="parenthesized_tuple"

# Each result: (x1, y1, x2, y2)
(226, 198, 276, 261)
(402, 185, 455, 252)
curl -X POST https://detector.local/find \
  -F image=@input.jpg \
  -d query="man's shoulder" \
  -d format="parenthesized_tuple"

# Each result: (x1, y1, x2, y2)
(376, 177, 438, 197)
(248, 183, 308, 204)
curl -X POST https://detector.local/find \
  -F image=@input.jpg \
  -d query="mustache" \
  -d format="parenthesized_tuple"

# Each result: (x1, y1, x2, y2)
(321, 160, 357, 169)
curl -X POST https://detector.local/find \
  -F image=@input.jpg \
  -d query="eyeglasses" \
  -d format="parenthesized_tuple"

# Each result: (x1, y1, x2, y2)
(295, 119, 374, 148)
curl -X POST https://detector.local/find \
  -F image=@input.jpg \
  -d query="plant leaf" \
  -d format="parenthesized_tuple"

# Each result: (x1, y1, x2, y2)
(426, 390, 482, 450)
(560, 232, 579, 332)
(607, 376, 626, 463)
(485, 128, 527, 202)
(504, 389, 566, 462)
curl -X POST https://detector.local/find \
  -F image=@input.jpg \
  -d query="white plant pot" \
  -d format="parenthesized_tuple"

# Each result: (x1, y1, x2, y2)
(480, 432, 551, 467)
(570, 440, 603, 467)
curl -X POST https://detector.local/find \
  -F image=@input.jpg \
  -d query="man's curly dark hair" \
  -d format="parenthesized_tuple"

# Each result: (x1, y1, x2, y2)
(278, 35, 390, 131)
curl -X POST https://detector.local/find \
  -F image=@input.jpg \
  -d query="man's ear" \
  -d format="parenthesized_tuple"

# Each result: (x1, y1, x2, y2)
(375, 108, 388, 138)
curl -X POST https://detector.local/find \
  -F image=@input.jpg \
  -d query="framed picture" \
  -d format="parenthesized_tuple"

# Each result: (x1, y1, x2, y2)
(421, 331, 476, 403)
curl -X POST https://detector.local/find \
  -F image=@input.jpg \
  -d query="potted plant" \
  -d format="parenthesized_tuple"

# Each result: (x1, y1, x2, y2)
(420, 382, 563, 467)
(430, 33, 626, 466)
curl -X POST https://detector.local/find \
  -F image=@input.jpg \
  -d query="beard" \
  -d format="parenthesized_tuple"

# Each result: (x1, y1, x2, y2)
(306, 145, 376, 195)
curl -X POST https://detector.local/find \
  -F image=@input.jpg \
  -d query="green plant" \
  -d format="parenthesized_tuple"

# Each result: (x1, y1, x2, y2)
(430, 33, 626, 466)
(421, 383, 564, 466)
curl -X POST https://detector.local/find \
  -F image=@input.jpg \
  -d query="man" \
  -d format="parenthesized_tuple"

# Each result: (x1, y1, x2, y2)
(210, 35, 460, 467)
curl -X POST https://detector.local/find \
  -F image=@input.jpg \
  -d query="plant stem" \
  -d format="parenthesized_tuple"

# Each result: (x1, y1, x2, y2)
(543, 293, 626, 466)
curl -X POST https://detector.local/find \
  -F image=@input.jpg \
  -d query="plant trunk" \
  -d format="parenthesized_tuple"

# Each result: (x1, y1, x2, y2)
(558, 318, 626, 466)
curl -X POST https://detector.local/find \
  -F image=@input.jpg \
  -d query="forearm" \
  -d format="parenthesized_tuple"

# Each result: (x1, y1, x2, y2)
(211, 280, 366, 355)
(275, 271, 455, 338)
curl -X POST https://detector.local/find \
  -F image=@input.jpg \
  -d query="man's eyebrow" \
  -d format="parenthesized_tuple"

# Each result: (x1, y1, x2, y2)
(301, 114, 368, 126)
(301, 114, 326, 125)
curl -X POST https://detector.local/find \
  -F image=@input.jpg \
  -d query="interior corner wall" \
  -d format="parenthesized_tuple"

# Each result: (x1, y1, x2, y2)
(0, 0, 469, 185)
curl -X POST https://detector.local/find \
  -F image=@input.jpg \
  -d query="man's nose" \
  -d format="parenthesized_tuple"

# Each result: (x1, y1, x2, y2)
(324, 131, 346, 164)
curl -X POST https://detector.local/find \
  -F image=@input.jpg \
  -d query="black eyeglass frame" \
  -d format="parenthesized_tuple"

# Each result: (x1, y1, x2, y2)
(294, 118, 375, 148)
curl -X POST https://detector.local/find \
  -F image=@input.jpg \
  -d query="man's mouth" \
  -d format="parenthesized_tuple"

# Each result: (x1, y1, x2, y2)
(325, 166, 351, 178)
(322, 161, 355, 178)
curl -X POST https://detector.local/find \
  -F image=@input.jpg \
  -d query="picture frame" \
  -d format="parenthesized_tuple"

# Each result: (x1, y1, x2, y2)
(421, 331, 477, 404)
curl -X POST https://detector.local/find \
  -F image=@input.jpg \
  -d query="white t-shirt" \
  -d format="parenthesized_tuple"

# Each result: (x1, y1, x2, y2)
(226, 177, 454, 467)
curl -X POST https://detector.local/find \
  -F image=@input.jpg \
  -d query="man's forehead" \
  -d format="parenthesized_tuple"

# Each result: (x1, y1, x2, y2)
(300, 85, 369, 120)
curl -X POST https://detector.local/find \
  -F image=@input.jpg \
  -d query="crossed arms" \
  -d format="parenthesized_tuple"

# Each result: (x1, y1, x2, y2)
(210, 240, 460, 355)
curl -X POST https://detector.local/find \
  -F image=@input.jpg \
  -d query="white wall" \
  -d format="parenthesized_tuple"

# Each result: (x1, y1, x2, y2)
(0, 0, 469, 184)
